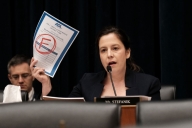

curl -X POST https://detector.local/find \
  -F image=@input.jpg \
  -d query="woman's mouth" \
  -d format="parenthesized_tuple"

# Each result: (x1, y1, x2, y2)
(108, 61, 116, 66)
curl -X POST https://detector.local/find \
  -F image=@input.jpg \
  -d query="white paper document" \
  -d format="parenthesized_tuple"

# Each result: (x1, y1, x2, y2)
(3, 85, 22, 103)
(43, 96, 85, 102)
(33, 11, 79, 77)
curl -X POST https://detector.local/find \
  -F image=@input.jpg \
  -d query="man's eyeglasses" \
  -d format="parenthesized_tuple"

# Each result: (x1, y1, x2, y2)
(11, 73, 31, 80)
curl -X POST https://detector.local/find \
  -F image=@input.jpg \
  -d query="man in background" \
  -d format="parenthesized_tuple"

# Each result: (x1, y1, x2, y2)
(7, 54, 53, 101)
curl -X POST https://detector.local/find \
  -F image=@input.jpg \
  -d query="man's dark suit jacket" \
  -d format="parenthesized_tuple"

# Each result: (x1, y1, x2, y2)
(69, 69, 161, 102)
(33, 87, 55, 101)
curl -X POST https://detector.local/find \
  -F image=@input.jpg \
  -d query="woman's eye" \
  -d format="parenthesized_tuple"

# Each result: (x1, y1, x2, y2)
(113, 47, 119, 50)
(101, 49, 106, 52)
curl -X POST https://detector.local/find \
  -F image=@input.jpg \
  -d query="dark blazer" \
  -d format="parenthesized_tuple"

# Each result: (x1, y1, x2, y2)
(33, 87, 55, 101)
(69, 69, 161, 102)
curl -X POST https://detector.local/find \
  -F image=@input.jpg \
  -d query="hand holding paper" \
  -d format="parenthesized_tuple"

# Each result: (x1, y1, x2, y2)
(30, 57, 52, 96)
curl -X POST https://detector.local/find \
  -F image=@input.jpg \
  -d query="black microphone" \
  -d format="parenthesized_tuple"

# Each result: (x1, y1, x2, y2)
(21, 90, 29, 101)
(106, 65, 117, 96)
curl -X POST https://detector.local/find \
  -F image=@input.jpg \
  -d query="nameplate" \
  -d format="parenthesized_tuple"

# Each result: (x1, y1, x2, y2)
(94, 97, 140, 105)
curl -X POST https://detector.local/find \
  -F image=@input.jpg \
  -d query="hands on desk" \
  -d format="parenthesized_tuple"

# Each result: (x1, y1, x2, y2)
(30, 57, 52, 96)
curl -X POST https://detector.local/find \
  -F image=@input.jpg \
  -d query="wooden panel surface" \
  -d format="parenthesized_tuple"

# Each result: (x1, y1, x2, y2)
(121, 105, 136, 127)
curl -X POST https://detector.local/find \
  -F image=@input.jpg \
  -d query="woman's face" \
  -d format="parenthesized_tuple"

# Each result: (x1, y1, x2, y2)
(99, 33, 130, 73)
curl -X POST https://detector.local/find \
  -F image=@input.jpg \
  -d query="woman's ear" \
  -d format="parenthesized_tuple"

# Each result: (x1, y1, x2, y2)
(126, 48, 131, 59)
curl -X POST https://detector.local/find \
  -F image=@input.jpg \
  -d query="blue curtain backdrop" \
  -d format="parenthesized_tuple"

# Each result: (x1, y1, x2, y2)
(0, 0, 192, 99)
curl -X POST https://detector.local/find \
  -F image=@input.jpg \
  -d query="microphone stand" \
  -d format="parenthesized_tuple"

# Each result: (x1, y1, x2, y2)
(107, 66, 117, 96)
